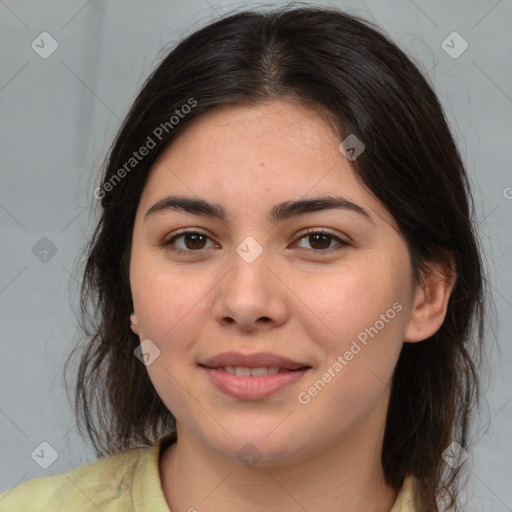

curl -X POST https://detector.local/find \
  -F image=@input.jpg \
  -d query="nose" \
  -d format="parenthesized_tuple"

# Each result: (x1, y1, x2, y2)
(212, 245, 289, 332)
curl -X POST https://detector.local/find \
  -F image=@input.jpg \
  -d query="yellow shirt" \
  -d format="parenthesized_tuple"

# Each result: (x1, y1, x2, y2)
(0, 434, 416, 511)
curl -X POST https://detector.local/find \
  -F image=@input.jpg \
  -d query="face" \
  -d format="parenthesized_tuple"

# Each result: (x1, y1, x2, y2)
(129, 99, 417, 465)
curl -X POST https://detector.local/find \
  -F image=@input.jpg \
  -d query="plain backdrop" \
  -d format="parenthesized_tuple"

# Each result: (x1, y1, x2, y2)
(0, 0, 511, 510)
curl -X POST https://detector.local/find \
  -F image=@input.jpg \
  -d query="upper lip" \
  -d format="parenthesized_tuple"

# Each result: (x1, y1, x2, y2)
(200, 352, 310, 370)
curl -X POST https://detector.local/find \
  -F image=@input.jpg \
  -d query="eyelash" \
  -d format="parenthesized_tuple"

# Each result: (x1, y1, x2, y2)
(163, 228, 350, 255)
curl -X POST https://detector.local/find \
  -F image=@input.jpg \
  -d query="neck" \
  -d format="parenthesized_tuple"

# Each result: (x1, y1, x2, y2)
(159, 406, 398, 511)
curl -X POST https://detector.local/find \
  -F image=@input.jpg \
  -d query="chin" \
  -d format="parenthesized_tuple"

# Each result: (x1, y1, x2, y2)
(197, 423, 316, 468)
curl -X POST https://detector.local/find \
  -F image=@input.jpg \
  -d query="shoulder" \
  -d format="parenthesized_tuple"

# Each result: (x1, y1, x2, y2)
(0, 444, 149, 512)
(390, 474, 417, 512)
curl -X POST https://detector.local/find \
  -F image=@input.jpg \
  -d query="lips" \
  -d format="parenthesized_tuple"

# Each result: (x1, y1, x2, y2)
(200, 351, 309, 371)
(199, 352, 312, 400)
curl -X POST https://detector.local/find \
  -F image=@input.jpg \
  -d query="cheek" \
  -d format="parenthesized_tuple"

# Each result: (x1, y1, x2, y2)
(130, 249, 212, 341)
(299, 256, 410, 344)
(297, 251, 411, 398)
(130, 266, 214, 421)
(131, 280, 192, 373)
(130, 261, 220, 411)
(295, 278, 406, 439)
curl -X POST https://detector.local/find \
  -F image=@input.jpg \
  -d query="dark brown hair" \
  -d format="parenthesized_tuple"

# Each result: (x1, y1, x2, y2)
(65, 6, 487, 511)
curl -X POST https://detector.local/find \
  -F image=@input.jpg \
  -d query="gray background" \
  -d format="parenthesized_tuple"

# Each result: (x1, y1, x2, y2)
(0, 0, 511, 510)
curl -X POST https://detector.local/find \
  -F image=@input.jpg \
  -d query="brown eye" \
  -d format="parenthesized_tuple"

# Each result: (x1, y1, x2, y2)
(182, 233, 207, 250)
(164, 231, 217, 252)
(308, 233, 331, 250)
(295, 231, 349, 251)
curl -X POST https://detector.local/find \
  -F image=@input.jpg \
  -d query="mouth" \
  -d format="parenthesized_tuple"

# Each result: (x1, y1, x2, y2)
(200, 365, 310, 376)
(198, 352, 312, 400)
(199, 351, 310, 371)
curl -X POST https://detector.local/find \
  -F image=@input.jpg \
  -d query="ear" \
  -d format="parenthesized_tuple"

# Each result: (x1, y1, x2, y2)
(404, 254, 456, 343)
(130, 313, 140, 335)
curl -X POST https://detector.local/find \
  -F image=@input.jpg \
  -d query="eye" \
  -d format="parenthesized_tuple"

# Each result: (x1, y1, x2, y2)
(164, 230, 218, 253)
(163, 228, 349, 254)
(294, 230, 349, 251)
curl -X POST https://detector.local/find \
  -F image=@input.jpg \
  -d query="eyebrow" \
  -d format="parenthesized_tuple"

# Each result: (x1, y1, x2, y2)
(144, 195, 373, 223)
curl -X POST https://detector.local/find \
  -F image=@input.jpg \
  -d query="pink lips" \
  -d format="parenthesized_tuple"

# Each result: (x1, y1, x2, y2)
(199, 351, 311, 400)
(201, 351, 307, 370)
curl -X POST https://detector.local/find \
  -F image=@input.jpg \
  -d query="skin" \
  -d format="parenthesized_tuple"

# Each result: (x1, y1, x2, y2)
(129, 99, 455, 512)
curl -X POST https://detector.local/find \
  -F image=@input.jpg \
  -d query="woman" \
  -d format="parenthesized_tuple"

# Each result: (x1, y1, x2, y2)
(0, 6, 486, 511)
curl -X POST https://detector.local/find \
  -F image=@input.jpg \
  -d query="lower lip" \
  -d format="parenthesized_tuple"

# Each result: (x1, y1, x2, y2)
(202, 367, 309, 400)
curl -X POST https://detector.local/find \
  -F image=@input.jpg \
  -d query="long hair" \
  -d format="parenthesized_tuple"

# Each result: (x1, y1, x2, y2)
(65, 6, 488, 511)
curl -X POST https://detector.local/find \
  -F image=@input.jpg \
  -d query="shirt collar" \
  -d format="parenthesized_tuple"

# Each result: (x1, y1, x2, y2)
(132, 432, 177, 512)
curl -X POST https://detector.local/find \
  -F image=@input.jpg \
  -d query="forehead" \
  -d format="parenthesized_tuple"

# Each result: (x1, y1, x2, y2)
(138, 99, 395, 228)
(161, 100, 339, 167)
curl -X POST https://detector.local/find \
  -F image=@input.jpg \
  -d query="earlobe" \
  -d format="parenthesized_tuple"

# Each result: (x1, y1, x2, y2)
(404, 257, 456, 343)
(130, 313, 139, 335)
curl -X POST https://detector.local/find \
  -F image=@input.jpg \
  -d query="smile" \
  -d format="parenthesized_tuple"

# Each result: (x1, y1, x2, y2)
(216, 366, 291, 376)
(200, 365, 311, 400)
